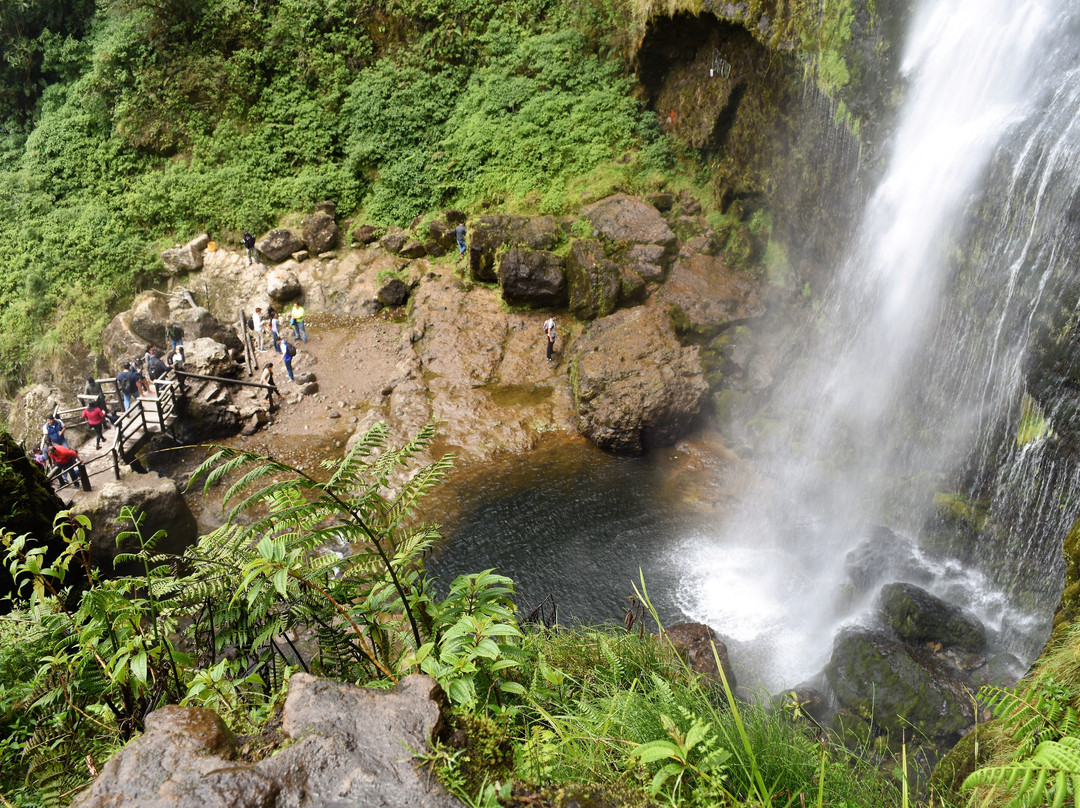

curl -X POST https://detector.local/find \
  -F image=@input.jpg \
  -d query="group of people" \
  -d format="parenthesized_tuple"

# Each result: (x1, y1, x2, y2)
(249, 302, 305, 385)
(37, 414, 85, 486)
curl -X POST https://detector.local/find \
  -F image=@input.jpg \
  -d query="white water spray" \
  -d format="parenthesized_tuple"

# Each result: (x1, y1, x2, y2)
(677, 0, 1080, 692)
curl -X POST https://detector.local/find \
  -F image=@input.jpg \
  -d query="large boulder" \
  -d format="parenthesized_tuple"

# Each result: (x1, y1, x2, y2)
(74, 674, 460, 808)
(256, 229, 304, 262)
(182, 337, 240, 378)
(844, 526, 935, 594)
(565, 239, 620, 320)
(160, 234, 210, 275)
(72, 473, 197, 571)
(824, 626, 974, 747)
(266, 265, 302, 302)
(581, 193, 677, 252)
(101, 291, 172, 364)
(498, 249, 567, 307)
(569, 305, 708, 454)
(468, 215, 561, 282)
(657, 254, 766, 336)
(377, 277, 409, 307)
(71, 705, 275, 808)
(879, 582, 987, 654)
(174, 307, 244, 354)
(6, 383, 66, 447)
(301, 211, 338, 254)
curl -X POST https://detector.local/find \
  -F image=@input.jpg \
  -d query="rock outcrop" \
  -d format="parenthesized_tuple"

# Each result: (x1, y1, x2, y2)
(72, 674, 462, 808)
(565, 240, 620, 320)
(498, 249, 567, 307)
(658, 253, 765, 335)
(257, 229, 304, 263)
(468, 215, 561, 282)
(301, 211, 337, 254)
(72, 472, 198, 571)
(569, 305, 708, 454)
(160, 234, 210, 275)
(879, 582, 987, 653)
(662, 622, 736, 690)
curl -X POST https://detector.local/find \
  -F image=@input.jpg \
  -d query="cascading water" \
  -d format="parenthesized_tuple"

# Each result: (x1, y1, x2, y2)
(676, 0, 1080, 692)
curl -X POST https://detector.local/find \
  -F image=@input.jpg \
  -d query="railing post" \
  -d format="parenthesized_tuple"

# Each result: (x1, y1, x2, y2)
(77, 461, 92, 492)
(112, 448, 120, 480)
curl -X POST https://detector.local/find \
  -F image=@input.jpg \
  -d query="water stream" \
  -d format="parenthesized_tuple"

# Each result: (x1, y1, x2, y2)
(433, 0, 1080, 694)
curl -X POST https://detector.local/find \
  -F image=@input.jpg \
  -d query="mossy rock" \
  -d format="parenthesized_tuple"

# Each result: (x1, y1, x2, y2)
(930, 720, 1002, 807)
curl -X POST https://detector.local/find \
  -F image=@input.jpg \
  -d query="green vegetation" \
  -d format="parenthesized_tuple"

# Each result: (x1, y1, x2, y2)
(0, 423, 910, 806)
(0, 0, 675, 390)
(930, 621, 1080, 807)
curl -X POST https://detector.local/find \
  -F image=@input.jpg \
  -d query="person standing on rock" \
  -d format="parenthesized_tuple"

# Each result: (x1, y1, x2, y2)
(42, 414, 68, 448)
(165, 323, 184, 352)
(455, 221, 467, 261)
(543, 314, 557, 362)
(281, 336, 296, 382)
(260, 362, 279, 411)
(82, 402, 107, 449)
(252, 307, 266, 352)
(270, 309, 283, 354)
(243, 230, 259, 265)
(290, 302, 307, 343)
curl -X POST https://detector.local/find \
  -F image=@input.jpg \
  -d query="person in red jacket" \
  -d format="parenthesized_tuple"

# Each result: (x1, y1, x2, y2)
(46, 441, 80, 487)
(82, 403, 107, 449)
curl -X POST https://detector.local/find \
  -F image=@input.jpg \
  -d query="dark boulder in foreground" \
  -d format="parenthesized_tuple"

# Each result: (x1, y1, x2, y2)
(879, 582, 987, 654)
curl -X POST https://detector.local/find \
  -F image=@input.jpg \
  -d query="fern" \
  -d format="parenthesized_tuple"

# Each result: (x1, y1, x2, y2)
(963, 736, 1080, 807)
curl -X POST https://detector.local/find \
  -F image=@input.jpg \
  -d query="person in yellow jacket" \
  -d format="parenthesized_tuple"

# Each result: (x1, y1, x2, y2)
(290, 302, 307, 343)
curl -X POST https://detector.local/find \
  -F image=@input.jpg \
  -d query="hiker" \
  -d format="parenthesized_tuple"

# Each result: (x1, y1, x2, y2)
(32, 447, 47, 467)
(270, 309, 283, 353)
(455, 221, 466, 261)
(281, 336, 296, 381)
(260, 362, 279, 411)
(117, 363, 139, 410)
(252, 307, 266, 352)
(543, 314, 557, 362)
(132, 359, 150, 395)
(147, 348, 168, 381)
(84, 375, 106, 411)
(46, 440, 80, 487)
(243, 230, 259, 264)
(82, 402, 107, 449)
(165, 322, 184, 351)
(290, 302, 307, 343)
(42, 414, 68, 448)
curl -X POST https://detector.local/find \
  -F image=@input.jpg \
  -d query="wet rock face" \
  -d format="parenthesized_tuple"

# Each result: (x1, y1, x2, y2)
(658, 253, 765, 336)
(256, 229, 304, 263)
(879, 582, 987, 654)
(570, 305, 708, 454)
(824, 626, 975, 747)
(72, 674, 462, 808)
(498, 248, 567, 307)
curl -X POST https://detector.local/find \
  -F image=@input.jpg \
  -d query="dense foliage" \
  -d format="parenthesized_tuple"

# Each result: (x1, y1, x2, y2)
(0, 0, 677, 390)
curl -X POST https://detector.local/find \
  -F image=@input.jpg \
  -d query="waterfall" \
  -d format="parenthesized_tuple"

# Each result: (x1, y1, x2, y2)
(675, 0, 1080, 692)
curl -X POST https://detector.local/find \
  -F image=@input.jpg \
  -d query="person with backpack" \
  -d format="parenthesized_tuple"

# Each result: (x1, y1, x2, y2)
(281, 336, 296, 381)
(165, 323, 185, 352)
(543, 314, 557, 362)
(243, 230, 259, 265)
(147, 349, 168, 381)
(42, 414, 68, 448)
(117, 363, 139, 410)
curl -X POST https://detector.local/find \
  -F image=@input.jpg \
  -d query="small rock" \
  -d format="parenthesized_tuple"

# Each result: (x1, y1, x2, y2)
(329, 411, 341, 419)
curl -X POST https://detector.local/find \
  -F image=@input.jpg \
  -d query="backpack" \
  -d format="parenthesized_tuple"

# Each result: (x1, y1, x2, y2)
(284, 342, 296, 358)
(119, 371, 137, 395)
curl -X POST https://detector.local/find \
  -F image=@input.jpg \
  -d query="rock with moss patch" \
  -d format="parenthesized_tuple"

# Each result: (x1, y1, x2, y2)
(467, 215, 560, 282)
(657, 254, 764, 337)
(824, 626, 974, 747)
(582, 193, 677, 254)
(879, 582, 987, 653)
(566, 239, 620, 320)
